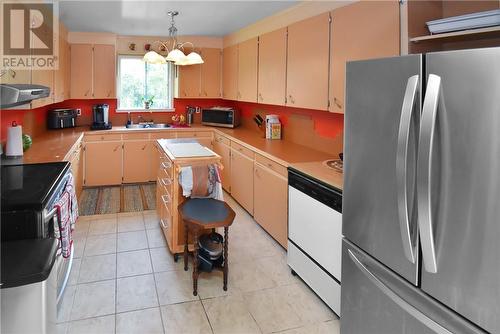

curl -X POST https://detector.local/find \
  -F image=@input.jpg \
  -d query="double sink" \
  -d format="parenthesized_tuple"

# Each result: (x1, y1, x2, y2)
(125, 123, 171, 129)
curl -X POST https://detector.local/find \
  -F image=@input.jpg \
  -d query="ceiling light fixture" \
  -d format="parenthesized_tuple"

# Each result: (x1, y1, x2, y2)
(143, 11, 204, 66)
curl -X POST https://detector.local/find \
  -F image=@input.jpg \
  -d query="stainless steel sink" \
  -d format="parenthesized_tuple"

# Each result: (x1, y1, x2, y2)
(125, 124, 145, 129)
(149, 123, 170, 128)
(125, 123, 171, 129)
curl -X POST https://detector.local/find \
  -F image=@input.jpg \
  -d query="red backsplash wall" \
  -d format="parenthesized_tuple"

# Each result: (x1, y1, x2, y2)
(1, 98, 344, 145)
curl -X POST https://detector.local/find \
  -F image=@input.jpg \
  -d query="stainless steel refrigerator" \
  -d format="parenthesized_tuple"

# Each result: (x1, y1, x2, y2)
(342, 47, 499, 334)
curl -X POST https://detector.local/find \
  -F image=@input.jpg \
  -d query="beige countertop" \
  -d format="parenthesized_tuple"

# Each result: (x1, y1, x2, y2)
(290, 160, 343, 191)
(6, 124, 343, 190)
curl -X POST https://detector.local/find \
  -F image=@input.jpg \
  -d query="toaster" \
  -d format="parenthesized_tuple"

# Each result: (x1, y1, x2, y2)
(47, 109, 78, 129)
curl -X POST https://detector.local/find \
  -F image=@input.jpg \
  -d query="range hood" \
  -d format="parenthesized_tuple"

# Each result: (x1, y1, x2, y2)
(0, 84, 50, 109)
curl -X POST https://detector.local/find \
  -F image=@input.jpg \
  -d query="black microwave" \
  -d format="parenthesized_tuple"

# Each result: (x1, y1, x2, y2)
(201, 107, 240, 128)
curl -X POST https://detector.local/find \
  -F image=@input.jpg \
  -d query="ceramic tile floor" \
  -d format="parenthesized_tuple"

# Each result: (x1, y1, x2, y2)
(58, 194, 340, 334)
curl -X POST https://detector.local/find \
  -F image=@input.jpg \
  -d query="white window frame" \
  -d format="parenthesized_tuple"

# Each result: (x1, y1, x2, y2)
(116, 54, 175, 112)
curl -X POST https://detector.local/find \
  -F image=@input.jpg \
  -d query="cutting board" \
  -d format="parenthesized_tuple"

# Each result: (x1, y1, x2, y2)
(165, 142, 216, 158)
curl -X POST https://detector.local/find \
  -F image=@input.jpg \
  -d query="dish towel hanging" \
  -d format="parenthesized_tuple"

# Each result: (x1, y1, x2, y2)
(179, 164, 224, 200)
(54, 173, 79, 259)
(54, 191, 73, 258)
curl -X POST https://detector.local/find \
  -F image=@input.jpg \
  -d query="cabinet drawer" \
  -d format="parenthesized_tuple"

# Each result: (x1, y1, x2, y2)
(158, 155, 173, 177)
(214, 133, 230, 146)
(151, 132, 177, 139)
(159, 187, 173, 213)
(231, 141, 254, 159)
(177, 131, 212, 138)
(255, 153, 288, 178)
(84, 133, 122, 142)
(122, 132, 150, 140)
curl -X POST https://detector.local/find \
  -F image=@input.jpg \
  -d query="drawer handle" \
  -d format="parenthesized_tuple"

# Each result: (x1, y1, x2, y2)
(161, 161, 172, 169)
(161, 194, 171, 204)
(113, 145, 120, 152)
(288, 94, 295, 104)
(267, 163, 273, 168)
(334, 97, 343, 109)
(142, 145, 147, 150)
(161, 178, 172, 186)
(160, 219, 168, 229)
(101, 136, 105, 140)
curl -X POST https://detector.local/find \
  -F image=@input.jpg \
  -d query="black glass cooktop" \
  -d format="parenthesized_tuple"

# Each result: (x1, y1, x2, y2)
(1, 162, 70, 211)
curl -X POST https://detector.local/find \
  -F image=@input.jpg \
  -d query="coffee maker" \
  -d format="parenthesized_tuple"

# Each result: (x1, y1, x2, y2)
(91, 104, 112, 130)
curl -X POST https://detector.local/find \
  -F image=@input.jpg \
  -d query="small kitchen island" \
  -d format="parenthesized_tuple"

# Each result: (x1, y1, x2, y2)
(155, 138, 221, 260)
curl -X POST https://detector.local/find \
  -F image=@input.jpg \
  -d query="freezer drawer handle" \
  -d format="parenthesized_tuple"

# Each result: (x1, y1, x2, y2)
(348, 249, 452, 334)
(417, 74, 442, 274)
(396, 75, 419, 264)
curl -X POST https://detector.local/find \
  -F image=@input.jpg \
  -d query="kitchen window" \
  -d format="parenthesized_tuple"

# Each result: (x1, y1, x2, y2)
(117, 55, 174, 111)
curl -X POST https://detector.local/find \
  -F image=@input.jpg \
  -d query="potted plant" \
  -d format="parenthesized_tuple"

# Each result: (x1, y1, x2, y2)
(143, 95, 154, 109)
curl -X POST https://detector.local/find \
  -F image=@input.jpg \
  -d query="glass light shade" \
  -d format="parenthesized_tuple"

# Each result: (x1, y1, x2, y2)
(165, 48, 185, 62)
(185, 52, 204, 65)
(143, 51, 166, 64)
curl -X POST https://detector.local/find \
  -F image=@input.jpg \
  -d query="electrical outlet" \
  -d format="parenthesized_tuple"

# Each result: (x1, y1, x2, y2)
(195, 107, 201, 113)
(76, 108, 82, 116)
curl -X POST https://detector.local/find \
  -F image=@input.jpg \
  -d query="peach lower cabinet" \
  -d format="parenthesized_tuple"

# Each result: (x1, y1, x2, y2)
(212, 133, 289, 248)
(81, 128, 289, 250)
(82, 130, 213, 186)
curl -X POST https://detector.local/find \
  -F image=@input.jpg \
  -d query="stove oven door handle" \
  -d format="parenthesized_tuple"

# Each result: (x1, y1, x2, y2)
(44, 207, 58, 222)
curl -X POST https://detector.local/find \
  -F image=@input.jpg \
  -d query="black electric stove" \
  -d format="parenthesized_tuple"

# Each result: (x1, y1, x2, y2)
(1, 162, 71, 240)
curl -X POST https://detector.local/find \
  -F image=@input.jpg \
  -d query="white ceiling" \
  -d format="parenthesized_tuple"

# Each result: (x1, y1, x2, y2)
(59, 1, 298, 37)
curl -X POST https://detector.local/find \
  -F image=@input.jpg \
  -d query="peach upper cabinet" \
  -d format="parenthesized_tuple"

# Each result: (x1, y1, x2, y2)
(70, 43, 116, 99)
(178, 61, 201, 98)
(329, 1, 400, 113)
(177, 48, 221, 98)
(258, 28, 287, 106)
(200, 48, 221, 98)
(93, 44, 116, 98)
(222, 44, 238, 100)
(53, 23, 70, 103)
(286, 12, 330, 111)
(237, 37, 258, 102)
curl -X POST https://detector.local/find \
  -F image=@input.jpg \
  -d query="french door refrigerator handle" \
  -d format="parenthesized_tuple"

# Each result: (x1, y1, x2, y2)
(396, 75, 419, 264)
(348, 249, 453, 334)
(417, 74, 441, 274)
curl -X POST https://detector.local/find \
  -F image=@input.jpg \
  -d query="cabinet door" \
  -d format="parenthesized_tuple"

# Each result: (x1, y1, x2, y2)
(201, 48, 221, 98)
(150, 141, 160, 182)
(178, 63, 201, 98)
(123, 140, 150, 183)
(287, 13, 330, 111)
(213, 139, 231, 192)
(53, 24, 67, 103)
(330, 1, 400, 113)
(93, 44, 116, 98)
(230, 148, 254, 214)
(258, 28, 287, 106)
(237, 37, 258, 102)
(69, 144, 82, 199)
(222, 44, 238, 100)
(84, 141, 122, 186)
(254, 163, 288, 248)
(70, 44, 93, 99)
(31, 69, 54, 108)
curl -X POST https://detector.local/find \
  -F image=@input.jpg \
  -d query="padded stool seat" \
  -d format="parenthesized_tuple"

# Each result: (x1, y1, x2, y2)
(178, 198, 235, 296)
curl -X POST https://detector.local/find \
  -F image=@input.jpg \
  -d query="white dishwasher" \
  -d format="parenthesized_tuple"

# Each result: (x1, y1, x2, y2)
(287, 168, 342, 315)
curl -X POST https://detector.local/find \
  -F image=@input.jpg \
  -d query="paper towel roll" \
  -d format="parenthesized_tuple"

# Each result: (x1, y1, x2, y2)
(6, 123, 23, 157)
